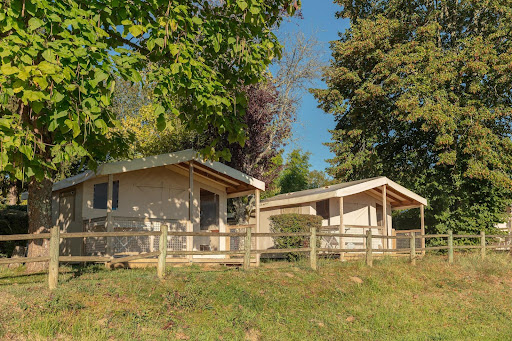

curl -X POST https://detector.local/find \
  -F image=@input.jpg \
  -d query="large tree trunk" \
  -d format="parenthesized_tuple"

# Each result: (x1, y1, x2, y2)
(6, 181, 18, 205)
(26, 177, 53, 272)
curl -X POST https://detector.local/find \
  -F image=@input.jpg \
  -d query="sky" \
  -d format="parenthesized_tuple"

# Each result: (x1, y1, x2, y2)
(275, 0, 350, 172)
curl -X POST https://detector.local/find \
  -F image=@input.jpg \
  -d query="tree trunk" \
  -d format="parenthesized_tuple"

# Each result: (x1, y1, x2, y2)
(26, 177, 53, 272)
(6, 181, 18, 205)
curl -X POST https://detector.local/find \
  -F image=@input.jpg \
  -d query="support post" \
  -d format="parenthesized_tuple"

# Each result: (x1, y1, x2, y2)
(382, 185, 387, 248)
(508, 205, 512, 255)
(410, 232, 416, 265)
(310, 227, 317, 271)
(366, 229, 373, 267)
(105, 174, 114, 266)
(244, 227, 251, 270)
(255, 189, 261, 267)
(480, 231, 486, 260)
(420, 204, 425, 256)
(339, 196, 344, 261)
(48, 225, 60, 290)
(188, 163, 194, 261)
(157, 224, 168, 279)
(448, 230, 453, 264)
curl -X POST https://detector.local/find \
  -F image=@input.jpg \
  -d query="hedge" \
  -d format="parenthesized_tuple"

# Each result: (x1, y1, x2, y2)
(269, 213, 322, 261)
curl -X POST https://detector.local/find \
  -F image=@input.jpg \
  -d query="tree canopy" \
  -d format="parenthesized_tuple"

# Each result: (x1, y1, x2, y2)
(278, 149, 311, 194)
(312, 0, 512, 233)
(0, 0, 299, 183)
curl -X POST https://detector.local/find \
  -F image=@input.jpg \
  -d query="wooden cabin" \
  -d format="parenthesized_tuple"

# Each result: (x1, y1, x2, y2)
(51, 149, 265, 265)
(258, 177, 427, 254)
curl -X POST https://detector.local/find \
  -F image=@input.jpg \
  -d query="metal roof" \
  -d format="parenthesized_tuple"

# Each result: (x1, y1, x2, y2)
(261, 176, 427, 210)
(52, 149, 265, 193)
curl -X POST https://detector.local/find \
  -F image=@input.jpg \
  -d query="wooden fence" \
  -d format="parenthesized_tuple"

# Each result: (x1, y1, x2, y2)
(0, 227, 510, 289)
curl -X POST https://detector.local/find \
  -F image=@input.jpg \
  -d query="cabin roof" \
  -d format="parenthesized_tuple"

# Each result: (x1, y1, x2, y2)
(261, 176, 426, 210)
(52, 149, 265, 194)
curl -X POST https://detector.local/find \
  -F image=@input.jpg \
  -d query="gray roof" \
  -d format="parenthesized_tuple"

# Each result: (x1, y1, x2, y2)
(52, 149, 265, 192)
(261, 176, 427, 210)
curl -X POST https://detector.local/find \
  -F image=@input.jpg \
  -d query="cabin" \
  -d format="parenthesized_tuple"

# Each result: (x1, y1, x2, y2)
(258, 177, 427, 255)
(52, 149, 264, 265)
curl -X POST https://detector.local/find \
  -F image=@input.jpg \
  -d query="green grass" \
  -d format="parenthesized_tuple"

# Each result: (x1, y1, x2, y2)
(1, 253, 512, 340)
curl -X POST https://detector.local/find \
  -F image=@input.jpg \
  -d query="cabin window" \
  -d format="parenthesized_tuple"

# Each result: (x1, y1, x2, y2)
(59, 190, 75, 222)
(376, 204, 383, 227)
(200, 189, 219, 230)
(316, 199, 330, 220)
(93, 181, 119, 210)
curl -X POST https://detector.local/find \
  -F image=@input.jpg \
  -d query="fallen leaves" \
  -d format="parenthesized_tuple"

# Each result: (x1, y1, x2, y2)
(349, 276, 363, 284)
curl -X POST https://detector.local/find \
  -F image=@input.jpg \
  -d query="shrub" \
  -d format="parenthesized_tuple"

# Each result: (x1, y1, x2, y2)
(269, 213, 322, 261)
(0, 206, 28, 257)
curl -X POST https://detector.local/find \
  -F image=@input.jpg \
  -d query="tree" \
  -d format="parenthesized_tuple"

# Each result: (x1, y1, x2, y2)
(312, 0, 512, 234)
(279, 149, 311, 194)
(0, 174, 22, 206)
(307, 170, 334, 189)
(0, 0, 299, 270)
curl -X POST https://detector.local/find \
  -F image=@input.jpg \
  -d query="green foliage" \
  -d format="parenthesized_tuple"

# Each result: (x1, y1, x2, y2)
(269, 213, 322, 260)
(278, 149, 311, 194)
(312, 0, 512, 234)
(0, 0, 300, 183)
(307, 170, 335, 189)
(261, 154, 284, 199)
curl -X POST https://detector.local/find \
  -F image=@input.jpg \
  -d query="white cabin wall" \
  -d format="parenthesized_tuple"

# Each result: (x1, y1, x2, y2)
(82, 167, 196, 221)
(52, 184, 83, 256)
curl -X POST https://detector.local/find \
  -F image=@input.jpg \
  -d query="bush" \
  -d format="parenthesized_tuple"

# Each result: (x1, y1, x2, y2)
(0, 206, 28, 258)
(269, 214, 322, 261)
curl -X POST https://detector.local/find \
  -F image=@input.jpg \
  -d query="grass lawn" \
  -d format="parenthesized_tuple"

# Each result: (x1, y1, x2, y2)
(1, 253, 512, 340)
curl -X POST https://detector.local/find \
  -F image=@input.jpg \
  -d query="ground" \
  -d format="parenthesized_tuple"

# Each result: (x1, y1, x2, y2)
(1, 253, 512, 340)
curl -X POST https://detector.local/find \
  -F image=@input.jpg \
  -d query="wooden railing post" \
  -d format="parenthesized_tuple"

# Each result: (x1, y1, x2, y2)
(48, 225, 60, 290)
(366, 229, 373, 267)
(243, 227, 251, 270)
(310, 227, 317, 271)
(448, 230, 454, 264)
(410, 232, 416, 265)
(157, 224, 168, 279)
(480, 231, 486, 260)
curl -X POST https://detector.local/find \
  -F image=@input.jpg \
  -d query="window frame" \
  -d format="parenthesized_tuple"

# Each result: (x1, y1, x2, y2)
(93, 180, 119, 210)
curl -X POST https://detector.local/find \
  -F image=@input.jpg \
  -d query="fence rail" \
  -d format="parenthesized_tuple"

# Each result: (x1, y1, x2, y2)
(1, 227, 511, 289)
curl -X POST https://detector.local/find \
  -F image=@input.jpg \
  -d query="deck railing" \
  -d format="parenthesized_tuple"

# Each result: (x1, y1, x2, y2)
(1, 228, 511, 289)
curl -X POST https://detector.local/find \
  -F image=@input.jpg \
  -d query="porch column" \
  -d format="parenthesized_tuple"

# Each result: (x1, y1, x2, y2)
(105, 174, 114, 260)
(339, 196, 344, 261)
(382, 185, 388, 249)
(255, 189, 261, 266)
(420, 204, 425, 255)
(187, 162, 194, 261)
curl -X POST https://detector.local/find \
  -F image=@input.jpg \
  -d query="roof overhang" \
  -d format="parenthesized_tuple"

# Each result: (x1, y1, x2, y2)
(52, 149, 265, 194)
(260, 177, 426, 210)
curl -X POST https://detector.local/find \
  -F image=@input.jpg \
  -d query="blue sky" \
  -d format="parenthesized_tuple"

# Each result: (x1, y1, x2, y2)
(275, 1, 350, 172)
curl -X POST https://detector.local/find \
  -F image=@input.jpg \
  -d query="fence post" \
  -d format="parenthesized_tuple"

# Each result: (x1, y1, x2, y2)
(480, 231, 486, 260)
(410, 232, 416, 265)
(157, 224, 168, 279)
(448, 230, 454, 264)
(48, 225, 60, 290)
(244, 227, 251, 270)
(366, 229, 373, 267)
(310, 227, 317, 271)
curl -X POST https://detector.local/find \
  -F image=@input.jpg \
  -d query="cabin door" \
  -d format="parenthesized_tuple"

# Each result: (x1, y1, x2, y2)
(194, 189, 222, 258)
